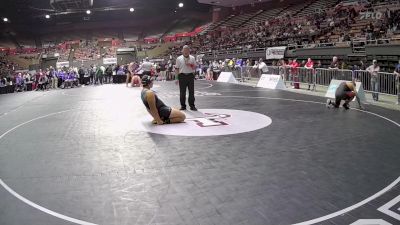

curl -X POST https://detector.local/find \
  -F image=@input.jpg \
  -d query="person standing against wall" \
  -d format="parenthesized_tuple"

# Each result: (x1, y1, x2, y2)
(366, 60, 380, 101)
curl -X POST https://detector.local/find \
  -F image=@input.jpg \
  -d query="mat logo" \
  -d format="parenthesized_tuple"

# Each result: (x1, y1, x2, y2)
(350, 195, 400, 225)
(378, 195, 400, 222)
(190, 113, 231, 127)
(138, 109, 272, 136)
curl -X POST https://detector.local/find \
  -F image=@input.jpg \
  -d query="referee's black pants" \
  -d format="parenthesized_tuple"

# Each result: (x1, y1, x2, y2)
(179, 73, 195, 108)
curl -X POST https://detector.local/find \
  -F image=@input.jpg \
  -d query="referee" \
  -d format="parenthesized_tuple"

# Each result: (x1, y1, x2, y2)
(141, 57, 153, 77)
(175, 45, 197, 111)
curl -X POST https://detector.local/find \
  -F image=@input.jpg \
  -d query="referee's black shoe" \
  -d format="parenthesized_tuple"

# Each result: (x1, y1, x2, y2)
(180, 107, 187, 111)
(190, 106, 198, 111)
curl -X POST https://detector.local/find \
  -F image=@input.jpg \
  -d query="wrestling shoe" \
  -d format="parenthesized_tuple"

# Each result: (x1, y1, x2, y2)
(326, 99, 333, 108)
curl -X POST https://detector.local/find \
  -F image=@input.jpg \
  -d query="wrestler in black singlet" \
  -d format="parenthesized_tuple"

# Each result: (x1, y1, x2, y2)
(333, 82, 356, 108)
(141, 89, 172, 121)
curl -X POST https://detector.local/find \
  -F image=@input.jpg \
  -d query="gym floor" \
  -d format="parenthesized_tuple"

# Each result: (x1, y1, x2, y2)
(0, 81, 399, 225)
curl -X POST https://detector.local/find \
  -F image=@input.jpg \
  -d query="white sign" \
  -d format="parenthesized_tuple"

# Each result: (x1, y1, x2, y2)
(217, 72, 239, 84)
(266, 46, 286, 59)
(103, 58, 117, 65)
(325, 79, 366, 102)
(56, 61, 69, 68)
(135, 109, 272, 137)
(257, 74, 286, 90)
(360, 11, 383, 20)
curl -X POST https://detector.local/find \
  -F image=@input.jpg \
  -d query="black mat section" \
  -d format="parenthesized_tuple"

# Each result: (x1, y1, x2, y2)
(0, 81, 399, 225)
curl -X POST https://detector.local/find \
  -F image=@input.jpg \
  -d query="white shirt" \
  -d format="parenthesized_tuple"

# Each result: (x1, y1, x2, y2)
(258, 62, 268, 73)
(367, 65, 380, 74)
(141, 61, 153, 72)
(176, 55, 196, 74)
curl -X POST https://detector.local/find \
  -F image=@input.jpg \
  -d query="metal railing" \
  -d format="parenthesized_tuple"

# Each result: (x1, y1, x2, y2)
(199, 37, 400, 59)
(223, 66, 399, 96)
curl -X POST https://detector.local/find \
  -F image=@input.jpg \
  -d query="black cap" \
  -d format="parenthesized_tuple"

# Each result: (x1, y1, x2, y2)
(141, 75, 153, 86)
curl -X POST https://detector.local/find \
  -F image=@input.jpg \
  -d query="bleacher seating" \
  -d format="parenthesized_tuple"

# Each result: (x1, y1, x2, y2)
(221, 10, 262, 28)
(297, 0, 339, 17)
(284, 0, 314, 17)
(205, 14, 235, 32)
(242, 8, 284, 27)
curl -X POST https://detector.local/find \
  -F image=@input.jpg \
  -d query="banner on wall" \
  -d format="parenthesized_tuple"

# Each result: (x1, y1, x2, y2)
(56, 61, 70, 68)
(265, 46, 286, 59)
(103, 58, 117, 65)
(359, 11, 383, 20)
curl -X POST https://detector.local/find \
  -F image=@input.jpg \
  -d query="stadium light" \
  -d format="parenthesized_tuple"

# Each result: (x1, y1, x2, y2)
(86, 10, 91, 15)
(45, 15, 50, 19)
(3, 18, 8, 22)
(130, 8, 134, 12)
(178, 3, 184, 8)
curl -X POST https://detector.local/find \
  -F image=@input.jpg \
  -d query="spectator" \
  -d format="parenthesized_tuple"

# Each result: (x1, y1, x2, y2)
(305, 58, 314, 90)
(329, 56, 339, 69)
(105, 65, 113, 84)
(159, 60, 167, 81)
(258, 58, 269, 74)
(305, 58, 314, 69)
(95, 65, 104, 85)
(167, 60, 174, 80)
(366, 60, 380, 101)
(78, 66, 86, 85)
(289, 58, 300, 89)
(393, 59, 400, 105)
(211, 60, 221, 80)
(359, 60, 367, 70)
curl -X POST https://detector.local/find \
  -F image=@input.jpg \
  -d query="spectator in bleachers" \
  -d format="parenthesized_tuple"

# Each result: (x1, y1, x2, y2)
(329, 56, 339, 69)
(366, 59, 380, 101)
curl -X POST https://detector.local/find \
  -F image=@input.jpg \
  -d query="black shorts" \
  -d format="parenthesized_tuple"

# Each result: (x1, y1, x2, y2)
(335, 83, 353, 100)
(158, 106, 172, 120)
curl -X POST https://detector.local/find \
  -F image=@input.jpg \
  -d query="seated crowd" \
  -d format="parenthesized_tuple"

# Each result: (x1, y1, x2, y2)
(167, 0, 400, 57)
